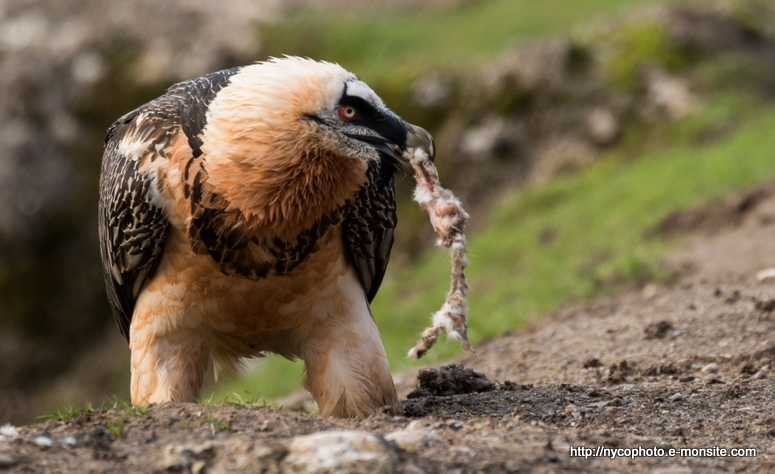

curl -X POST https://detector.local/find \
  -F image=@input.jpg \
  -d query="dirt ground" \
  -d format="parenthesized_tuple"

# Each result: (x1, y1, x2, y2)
(3, 183, 775, 473)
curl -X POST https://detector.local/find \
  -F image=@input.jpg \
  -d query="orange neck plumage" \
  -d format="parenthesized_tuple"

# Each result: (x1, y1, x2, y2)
(202, 144, 368, 241)
(244, 149, 367, 238)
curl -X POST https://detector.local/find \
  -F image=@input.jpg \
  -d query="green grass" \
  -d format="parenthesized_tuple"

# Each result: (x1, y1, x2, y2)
(211, 92, 775, 401)
(261, 0, 684, 84)
(38, 398, 149, 438)
(38, 402, 96, 422)
(211, 357, 306, 401)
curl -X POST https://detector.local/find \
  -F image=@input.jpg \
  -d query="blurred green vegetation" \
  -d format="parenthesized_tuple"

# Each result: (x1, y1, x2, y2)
(262, 0, 683, 81)
(600, 21, 696, 89)
(260, 0, 685, 128)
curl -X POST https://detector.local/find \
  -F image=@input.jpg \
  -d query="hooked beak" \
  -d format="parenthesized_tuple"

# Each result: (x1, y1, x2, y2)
(406, 124, 435, 163)
(346, 124, 435, 171)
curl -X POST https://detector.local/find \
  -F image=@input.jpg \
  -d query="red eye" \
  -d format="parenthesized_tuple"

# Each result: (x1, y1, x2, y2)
(339, 106, 358, 120)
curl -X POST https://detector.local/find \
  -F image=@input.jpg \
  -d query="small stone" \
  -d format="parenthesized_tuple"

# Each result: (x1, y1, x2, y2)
(756, 268, 775, 282)
(586, 107, 619, 145)
(753, 371, 767, 380)
(0, 425, 18, 440)
(34, 436, 52, 447)
(704, 374, 724, 384)
(586, 400, 611, 409)
(701, 363, 719, 374)
(451, 445, 476, 458)
(161, 442, 216, 471)
(385, 428, 445, 451)
(642, 66, 698, 119)
(564, 405, 582, 419)
(284, 430, 397, 474)
(60, 435, 77, 446)
(406, 420, 428, 431)
(444, 420, 464, 431)
(668, 393, 683, 401)
(192, 460, 207, 474)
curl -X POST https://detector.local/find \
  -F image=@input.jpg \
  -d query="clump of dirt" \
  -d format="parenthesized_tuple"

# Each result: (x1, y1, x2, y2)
(643, 320, 674, 339)
(605, 360, 635, 384)
(406, 364, 496, 398)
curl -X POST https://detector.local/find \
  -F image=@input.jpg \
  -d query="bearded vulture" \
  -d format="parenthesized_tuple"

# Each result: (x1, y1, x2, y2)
(98, 57, 435, 417)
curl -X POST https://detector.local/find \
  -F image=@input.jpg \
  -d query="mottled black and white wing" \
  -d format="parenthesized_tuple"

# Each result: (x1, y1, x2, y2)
(343, 161, 398, 303)
(99, 67, 242, 341)
(98, 108, 173, 341)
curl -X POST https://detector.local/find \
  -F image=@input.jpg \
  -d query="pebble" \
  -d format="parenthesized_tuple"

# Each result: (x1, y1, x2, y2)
(34, 436, 52, 447)
(703, 374, 724, 384)
(701, 363, 719, 374)
(160, 442, 215, 471)
(668, 393, 683, 402)
(0, 425, 18, 440)
(586, 400, 612, 409)
(385, 427, 445, 451)
(753, 371, 767, 380)
(60, 435, 77, 446)
(756, 268, 775, 281)
(564, 405, 581, 419)
(451, 445, 476, 458)
(284, 430, 397, 474)
(406, 420, 428, 431)
(444, 419, 464, 431)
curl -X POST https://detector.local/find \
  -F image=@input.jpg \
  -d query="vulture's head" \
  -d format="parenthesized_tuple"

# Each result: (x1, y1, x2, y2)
(200, 56, 434, 230)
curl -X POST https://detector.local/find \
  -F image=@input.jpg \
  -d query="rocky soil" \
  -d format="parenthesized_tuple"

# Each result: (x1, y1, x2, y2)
(3, 183, 775, 473)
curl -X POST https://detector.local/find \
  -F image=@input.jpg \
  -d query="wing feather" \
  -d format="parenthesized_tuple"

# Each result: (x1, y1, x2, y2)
(342, 161, 398, 302)
(98, 110, 172, 341)
(99, 67, 241, 340)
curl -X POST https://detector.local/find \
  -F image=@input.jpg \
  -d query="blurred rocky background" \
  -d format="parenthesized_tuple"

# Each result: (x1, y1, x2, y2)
(4, 0, 775, 424)
(0, 0, 281, 424)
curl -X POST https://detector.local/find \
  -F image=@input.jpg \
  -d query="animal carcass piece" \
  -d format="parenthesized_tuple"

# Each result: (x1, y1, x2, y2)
(405, 147, 472, 360)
